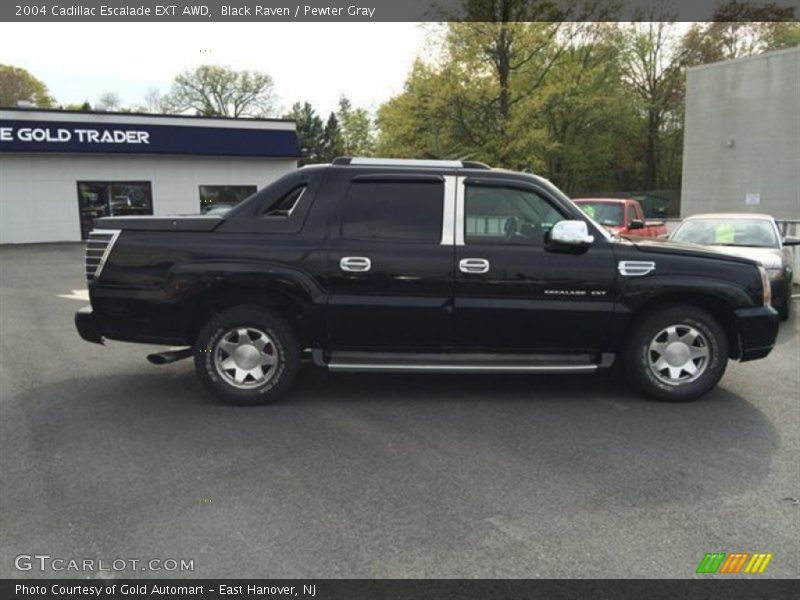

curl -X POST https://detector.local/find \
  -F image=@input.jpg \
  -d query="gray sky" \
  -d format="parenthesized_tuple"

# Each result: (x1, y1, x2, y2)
(0, 23, 430, 116)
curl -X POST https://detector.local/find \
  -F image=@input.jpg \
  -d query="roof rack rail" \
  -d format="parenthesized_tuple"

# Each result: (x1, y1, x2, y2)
(461, 160, 492, 169)
(332, 157, 491, 169)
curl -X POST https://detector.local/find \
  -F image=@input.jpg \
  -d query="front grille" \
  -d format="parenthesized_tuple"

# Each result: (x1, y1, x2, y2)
(85, 229, 120, 281)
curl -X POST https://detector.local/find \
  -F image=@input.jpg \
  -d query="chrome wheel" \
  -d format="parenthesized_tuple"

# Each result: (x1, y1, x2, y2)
(214, 327, 278, 389)
(647, 324, 710, 386)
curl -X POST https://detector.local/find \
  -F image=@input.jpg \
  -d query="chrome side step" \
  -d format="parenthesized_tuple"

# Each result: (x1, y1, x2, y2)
(328, 363, 598, 373)
(317, 351, 613, 374)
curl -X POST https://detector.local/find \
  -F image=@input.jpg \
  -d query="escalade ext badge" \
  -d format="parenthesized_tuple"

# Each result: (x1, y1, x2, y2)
(618, 261, 656, 276)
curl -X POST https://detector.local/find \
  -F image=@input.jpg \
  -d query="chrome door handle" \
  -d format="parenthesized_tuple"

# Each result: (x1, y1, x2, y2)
(459, 258, 490, 274)
(340, 256, 372, 272)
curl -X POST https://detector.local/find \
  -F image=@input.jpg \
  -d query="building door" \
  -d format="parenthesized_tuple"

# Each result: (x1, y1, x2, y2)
(77, 181, 153, 239)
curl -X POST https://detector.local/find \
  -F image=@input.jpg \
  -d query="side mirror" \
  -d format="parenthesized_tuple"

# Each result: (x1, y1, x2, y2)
(628, 219, 645, 230)
(782, 236, 800, 246)
(548, 220, 594, 248)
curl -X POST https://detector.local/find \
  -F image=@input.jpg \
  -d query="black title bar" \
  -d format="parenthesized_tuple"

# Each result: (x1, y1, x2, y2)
(4, 0, 799, 22)
(3, 579, 800, 600)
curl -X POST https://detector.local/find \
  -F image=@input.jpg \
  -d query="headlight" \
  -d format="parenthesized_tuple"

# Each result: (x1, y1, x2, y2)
(766, 267, 783, 280)
(757, 265, 772, 306)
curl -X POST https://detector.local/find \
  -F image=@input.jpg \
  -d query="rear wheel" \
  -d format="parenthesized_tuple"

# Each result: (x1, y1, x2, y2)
(624, 305, 728, 402)
(194, 306, 300, 405)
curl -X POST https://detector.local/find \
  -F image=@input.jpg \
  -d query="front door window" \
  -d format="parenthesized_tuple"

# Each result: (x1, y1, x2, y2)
(465, 185, 562, 245)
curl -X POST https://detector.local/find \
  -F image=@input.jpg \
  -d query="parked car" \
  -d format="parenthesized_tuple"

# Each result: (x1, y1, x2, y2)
(573, 198, 667, 238)
(670, 213, 798, 320)
(76, 158, 779, 405)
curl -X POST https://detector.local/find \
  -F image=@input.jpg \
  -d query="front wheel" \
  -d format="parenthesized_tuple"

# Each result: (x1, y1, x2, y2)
(194, 306, 300, 405)
(624, 305, 728, 402)
(777, 284, 791, 321)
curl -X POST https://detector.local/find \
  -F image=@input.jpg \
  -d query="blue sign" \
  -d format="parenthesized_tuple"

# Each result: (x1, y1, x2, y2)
(0, 118, 300, 158)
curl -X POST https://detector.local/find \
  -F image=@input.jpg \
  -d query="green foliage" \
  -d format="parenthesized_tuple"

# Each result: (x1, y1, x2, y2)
(377, 22, 648, 190)
(376, 12, 794, 194)
(285, 96, 374, 164)
(766, 22, 800, 50)
(321, 112, 344, 162)
(336, 96, 375, 156)
(0, 64, 54, 108)
(63, 101, 92, 111)
(284, 101, 325, 165)
(680, 1, 798, 66)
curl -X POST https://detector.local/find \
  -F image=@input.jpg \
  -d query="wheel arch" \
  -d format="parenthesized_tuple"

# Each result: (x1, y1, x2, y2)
(187, 285, 323, 347)
(623, 292, 742, 359)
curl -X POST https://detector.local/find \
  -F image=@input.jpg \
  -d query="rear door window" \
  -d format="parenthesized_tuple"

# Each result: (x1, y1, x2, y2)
(341, 179, 444, 242)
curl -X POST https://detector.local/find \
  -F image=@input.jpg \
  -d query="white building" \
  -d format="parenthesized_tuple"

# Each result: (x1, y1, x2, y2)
(0, 109, 299, 243)
(682, 47, 799, 220)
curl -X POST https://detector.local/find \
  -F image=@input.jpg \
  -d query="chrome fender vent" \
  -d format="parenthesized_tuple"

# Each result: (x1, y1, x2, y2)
(85, 229, 121, 281)
(618, 261, 656, 277)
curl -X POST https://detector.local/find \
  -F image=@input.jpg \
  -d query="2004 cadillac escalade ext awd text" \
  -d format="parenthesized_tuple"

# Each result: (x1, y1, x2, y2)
(75, 157, 779, 405)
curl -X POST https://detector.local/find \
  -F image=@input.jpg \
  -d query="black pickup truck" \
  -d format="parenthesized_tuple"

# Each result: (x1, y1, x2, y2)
(76, 158, 779, 405)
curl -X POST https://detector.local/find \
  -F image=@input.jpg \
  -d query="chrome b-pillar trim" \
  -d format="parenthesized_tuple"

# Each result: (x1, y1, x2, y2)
(440, 175, 457, 246)
(454, 176, 466, 246)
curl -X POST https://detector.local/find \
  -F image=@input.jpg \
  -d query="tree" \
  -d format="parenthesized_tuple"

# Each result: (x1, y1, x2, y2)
(321, 113, 344, 161)
(377, 18, 703, 193)
(142, 88, 166, 113)
(96, 92, 121, 111)
(0, 64, 54, 108)
(284, 101, 325, 165)
(164, 65, 277, 117)
(376, 59, 467, 159)
(535, 24, 641, 192)
(681, 1, 799, 67)
(681, 0, 800, 66)
(619, 22, 685, 190)
(63, 101, 92, 111)
(336, 96, 375, 156)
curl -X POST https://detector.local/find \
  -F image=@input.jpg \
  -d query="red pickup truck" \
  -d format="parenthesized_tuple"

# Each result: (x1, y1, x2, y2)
(573, 198, 667, 238)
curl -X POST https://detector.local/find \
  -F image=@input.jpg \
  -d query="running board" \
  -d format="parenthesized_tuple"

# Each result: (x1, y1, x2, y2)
(316, 351, 614, 374)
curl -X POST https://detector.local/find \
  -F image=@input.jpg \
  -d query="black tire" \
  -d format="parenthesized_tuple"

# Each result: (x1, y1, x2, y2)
(623, 304, 728, 402)
(777, 289, 790, 321)
(194, 306, 300, 406)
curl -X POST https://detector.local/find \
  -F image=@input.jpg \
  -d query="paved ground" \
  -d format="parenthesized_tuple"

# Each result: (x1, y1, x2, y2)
(1, 243, 798, 579)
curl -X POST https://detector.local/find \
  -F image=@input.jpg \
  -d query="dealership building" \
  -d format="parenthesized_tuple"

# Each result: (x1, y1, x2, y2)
(0, 109, 300, 243)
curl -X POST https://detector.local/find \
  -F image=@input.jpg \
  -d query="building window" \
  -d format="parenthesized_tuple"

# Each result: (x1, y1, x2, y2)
(77, 181, 153, 240)
(199, 185, 257, 214)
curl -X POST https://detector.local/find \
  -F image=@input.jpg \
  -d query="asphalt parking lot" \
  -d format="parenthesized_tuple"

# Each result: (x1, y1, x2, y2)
(1, 243, 798, 579)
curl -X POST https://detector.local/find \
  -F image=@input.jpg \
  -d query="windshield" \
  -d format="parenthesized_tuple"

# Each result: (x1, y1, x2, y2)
(673, 219, 778, 248)
(576, 202, 623, 227)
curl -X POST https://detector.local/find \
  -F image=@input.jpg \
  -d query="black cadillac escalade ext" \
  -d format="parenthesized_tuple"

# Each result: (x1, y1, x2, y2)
(75, 158, 779, 405)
